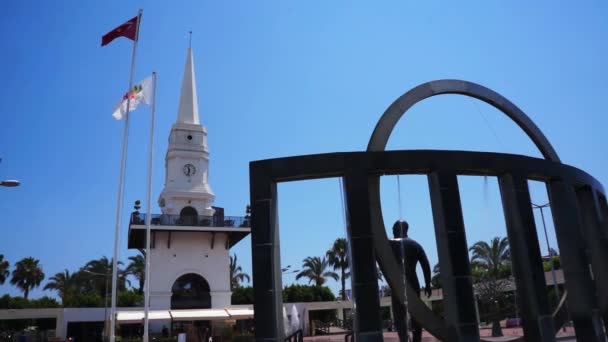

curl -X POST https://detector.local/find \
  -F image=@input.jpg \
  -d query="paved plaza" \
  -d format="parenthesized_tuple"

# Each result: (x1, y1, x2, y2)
(302, 327, 577, 342)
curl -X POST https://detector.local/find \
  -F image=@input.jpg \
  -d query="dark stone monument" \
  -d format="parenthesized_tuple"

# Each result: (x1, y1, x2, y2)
(249, 79, 608, 342)
(390, 219, 432, 342)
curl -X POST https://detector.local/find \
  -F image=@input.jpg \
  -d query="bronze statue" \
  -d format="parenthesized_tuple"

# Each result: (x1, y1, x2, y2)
(390, 219, 432, 342)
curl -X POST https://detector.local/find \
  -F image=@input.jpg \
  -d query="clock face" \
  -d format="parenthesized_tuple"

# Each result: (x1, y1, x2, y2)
(183, 164, 196, 176)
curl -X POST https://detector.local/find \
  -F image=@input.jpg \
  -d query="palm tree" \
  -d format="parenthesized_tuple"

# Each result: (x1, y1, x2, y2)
(469, 237, 510, 277)
(326, 238, 350, 300)
(44, 269, 75, 303)
(83, 256, 128, 297)
(10, 257, 45, 299)
(230, 254, 250, 290)
(0, 255, 9, 285)
(127, 251, 145, 295)
(469, 237, 511, 337)
(296, 256, 338, 286)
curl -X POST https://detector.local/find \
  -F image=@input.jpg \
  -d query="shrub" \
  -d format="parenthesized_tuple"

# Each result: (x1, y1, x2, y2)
(232, 286, 254, 304)
(283, 284, 335, 303)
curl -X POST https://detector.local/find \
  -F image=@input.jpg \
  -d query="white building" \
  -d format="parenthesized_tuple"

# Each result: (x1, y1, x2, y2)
(126, 47, 251, 332)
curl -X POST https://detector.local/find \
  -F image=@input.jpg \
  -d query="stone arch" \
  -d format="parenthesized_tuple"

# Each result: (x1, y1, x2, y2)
(367, 80, 562, 339)
(180, 206, 198, 226)
(171, 272, 211, 310)
(367, 79, 560, 162)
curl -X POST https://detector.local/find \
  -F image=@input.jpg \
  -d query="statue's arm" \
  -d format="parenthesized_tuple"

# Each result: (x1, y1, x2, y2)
(419, 245, 432, 287)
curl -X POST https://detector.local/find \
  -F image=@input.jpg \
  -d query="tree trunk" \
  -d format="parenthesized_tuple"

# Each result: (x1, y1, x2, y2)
(341, 268, 346, 300)
(24, 288, 29, 300)
(491, 320, 502, 337)
(139, 276, 144, 295)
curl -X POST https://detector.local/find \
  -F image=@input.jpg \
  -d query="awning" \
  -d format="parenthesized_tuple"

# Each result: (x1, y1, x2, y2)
(116, 308, 252, 322)
(171, 309, 230, 321)
(116, 310, 171, 323)
(225, 308, 254, 319)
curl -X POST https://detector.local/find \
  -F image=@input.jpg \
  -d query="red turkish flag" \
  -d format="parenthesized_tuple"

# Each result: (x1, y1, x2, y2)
(101, 16, 139, 46)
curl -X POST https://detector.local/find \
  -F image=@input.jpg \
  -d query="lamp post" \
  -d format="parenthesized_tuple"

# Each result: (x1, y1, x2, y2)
(83, 269, 111, 340)
(282, 265, 299, 274)
(0, 179, 20, 187)
(531, 203, 561, 306)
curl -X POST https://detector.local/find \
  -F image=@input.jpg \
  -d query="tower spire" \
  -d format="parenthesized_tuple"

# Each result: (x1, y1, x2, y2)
(176, 37, 200, 125)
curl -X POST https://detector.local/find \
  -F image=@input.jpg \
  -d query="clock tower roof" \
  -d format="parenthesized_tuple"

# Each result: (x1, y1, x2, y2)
(176, 48, 200, 125)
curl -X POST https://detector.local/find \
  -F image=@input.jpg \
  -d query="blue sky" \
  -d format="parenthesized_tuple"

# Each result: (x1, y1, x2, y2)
(0, 1, 607, 299)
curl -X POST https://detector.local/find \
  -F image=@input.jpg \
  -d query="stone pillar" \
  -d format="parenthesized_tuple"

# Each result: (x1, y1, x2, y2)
(498, 174, 555, 342)
(577, 188, 608, 335)
(211, 291, 232, 308)
(427, 172, 480, 342)
(250, 164, 284, 342)
(55, 310, 66, 339)
(342, 166, 383, 342)
(546, 180, 606, 342)
(597, 194, 608, 334)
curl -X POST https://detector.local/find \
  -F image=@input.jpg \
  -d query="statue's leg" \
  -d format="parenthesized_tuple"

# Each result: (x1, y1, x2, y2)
(391, 295, 408, 342)
(410, 288, 422, 342)
(410, 317, 422, 342)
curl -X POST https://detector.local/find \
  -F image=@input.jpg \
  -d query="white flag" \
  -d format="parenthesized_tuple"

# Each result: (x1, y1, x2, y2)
(112, 75, 154, 120)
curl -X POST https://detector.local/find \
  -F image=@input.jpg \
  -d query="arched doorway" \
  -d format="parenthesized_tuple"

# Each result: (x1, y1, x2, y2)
(171, 274, 211, 341)
(171, 273, 211, 310)
(180, 206, 198, 226)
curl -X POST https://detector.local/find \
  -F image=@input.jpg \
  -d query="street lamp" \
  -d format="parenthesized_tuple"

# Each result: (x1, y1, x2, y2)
(82, 269, 111, 340)
(0, 179, 20, 187)
(282, 265, 299, 275)
(282, 270, 299, 275)
(531, 203, 561, 307)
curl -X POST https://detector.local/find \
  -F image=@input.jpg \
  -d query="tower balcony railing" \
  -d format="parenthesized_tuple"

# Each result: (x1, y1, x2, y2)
(130, 213, 251, 228)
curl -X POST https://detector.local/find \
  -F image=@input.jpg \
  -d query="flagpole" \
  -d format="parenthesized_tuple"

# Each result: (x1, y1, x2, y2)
(110, 9, 142, 342)
(143, 72, 157, 342)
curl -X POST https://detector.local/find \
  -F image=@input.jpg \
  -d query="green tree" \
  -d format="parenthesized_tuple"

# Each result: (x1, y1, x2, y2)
(431, 263, 441, 289)
(126, 251, 145, 295)
(469, 237, 511, 337)
(64, 292, 104, 308)
(83, 256, 128, 297)
(43, 269, 75, 304)
(326, 238, 350, 300)
(118, 289, 143, 307)
(0, 254, 9, 285)
(29, 296, 60, 308)
(0, 294, 29, 309)
(469, 237, 510, 277)
(543, 256, 561, 272)
(296, 256, 338, 286)
(230, 254, 250, 290)
(282, 284, 335, 302)
(231, 286, 254, 305)
(10, 257, 45, 299)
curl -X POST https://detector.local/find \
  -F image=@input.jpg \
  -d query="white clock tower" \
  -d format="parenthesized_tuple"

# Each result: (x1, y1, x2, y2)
(128, 47, 250, 322)
(158, 47, 215, 217)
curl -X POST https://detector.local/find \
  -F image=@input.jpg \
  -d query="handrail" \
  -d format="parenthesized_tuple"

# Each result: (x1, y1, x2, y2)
(130, 212, 250, 228)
